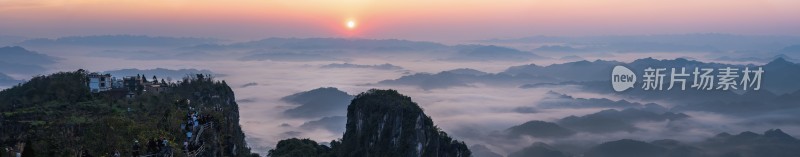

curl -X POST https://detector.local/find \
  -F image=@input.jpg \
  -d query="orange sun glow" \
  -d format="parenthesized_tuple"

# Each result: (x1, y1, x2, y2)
(346, 20, 356, 30)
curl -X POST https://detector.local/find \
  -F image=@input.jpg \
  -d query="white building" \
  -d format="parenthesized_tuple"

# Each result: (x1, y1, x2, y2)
(87, 73, 113, 93)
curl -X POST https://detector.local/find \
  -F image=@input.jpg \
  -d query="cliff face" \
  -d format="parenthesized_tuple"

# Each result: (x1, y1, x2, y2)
(338, 89, 470, 157)
(269, 89, 471, 157)
(176, 74, 253, 157)
(0, 70, 255, 157)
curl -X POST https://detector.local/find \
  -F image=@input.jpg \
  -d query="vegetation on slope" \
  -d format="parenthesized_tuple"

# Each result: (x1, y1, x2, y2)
(0, 70, 255, 157)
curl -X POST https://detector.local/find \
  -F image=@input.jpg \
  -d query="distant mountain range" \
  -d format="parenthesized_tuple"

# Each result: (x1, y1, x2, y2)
(17, 35, 221, 47)
(479, 34, 800, 53)
(447, 45, 549, 61)
(7, 34, 799, 64)
(321, 63, 404, 70)
(377, 68, 555, 90)
(0, 35, 27, 46)
(715, 54, 800, 63)
(0, 73, 23, 87)
(0, 46, 60, 86)
(503, 129, 800, 157)
(558, 108, 689, 134)
(13, 37, 554, 62)
(502, 107, 687, 139)
(0, 46, 58, 75)
(239, 52, 344, 62)
(182, 38, 447, 52)
(379, 57, 800, 95)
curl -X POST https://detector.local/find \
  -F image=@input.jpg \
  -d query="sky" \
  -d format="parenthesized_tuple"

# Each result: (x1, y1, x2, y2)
(1, 0, 800, 42)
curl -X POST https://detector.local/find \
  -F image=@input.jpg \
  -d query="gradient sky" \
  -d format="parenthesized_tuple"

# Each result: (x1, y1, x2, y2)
(1, 0, 799, 42)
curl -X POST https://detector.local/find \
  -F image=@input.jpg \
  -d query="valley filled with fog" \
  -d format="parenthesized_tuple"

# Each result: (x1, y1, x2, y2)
(2, 34, 800, 156)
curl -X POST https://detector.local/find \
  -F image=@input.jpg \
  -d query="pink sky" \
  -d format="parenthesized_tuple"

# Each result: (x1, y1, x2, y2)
(1, 0, 799, 41)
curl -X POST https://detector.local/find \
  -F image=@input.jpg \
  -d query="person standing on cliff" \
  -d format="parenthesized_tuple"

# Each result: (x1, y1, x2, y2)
(132, 140, 140, 157)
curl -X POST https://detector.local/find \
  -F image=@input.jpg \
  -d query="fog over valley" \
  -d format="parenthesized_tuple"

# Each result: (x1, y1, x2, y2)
(2, 34, 800, 156)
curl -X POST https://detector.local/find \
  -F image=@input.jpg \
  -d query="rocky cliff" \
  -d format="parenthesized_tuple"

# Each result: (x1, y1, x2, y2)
(269, 89, 471, 157)
(0, 70, 256, 156)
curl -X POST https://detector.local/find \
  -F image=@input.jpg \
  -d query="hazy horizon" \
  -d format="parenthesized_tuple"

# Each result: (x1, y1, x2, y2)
(2, 0, 800, 42)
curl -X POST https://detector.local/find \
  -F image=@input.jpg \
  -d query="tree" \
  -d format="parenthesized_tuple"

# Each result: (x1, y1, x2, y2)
(0, 70, 257, 157)
(268, 138, 333, 157)
(196, 74, 205, 81)
(22, 141, 35, 157)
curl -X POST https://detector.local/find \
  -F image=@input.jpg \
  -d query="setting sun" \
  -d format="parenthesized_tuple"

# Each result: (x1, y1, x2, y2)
(346, 20, 357, 29)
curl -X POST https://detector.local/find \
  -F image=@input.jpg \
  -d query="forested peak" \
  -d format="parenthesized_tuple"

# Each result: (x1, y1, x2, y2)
(349, 89, 420, 112)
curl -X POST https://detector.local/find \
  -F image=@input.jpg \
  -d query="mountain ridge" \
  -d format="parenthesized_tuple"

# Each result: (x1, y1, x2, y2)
(269, 89, 471, 157)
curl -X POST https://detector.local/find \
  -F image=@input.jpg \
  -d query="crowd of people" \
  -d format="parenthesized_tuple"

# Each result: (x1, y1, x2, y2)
(128, 106, 218, 157)
(2, 146, 21, 157)
(181, 106, 215, 155)
(148, 138, 171, 155)
(131, 137, 172, 157)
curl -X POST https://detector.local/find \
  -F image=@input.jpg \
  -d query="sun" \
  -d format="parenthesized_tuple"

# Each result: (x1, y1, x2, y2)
(346, 20, 356, 29)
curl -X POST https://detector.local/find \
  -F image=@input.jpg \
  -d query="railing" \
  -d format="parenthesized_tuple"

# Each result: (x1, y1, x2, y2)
(185, 122, 213, 157)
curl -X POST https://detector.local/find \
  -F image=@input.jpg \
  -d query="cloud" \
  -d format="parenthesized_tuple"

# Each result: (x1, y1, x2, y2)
(240, 82, 259, 88)
(299, 116, 346, 134)
(533, 45, 586, 53)
(558, 108, 689, 134)
(236, 98, 258, 103)
(181, 38, 447, 52)
(504, 120, 576, 138)
(508, 142, 571, 157)
(536, 91, 654, 109)
(376, 70, 555, 90)
(470, 144, 503, 157)
(239, 53, 343, 62)
(584, 139, 669, 157)
(0, 72, 23, 87)
(447, 45, 549, 61)
(321, 63, 403, 70)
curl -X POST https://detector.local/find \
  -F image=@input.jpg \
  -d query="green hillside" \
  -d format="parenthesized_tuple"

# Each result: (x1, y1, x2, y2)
(0, 70, 256, 157)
